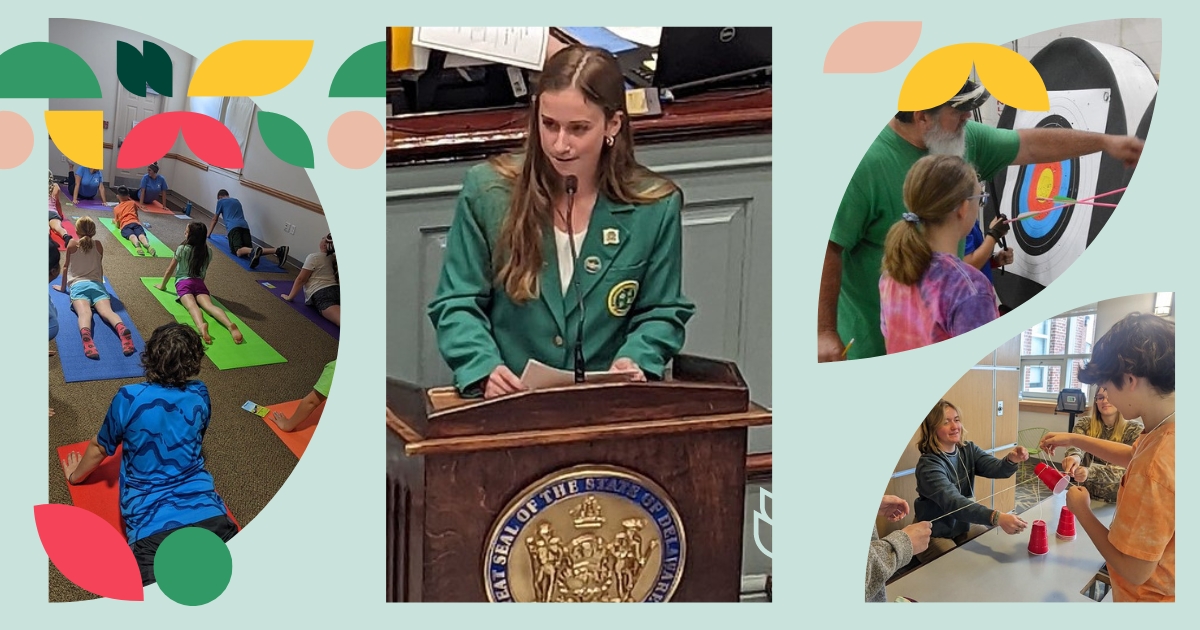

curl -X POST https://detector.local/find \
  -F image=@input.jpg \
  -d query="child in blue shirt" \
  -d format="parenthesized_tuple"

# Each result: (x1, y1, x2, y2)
(208, 189, 288, 269)
(62, 323, 237, 586)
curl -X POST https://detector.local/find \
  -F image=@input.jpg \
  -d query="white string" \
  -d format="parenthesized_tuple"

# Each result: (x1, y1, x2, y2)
(927, 465, 1078, 524)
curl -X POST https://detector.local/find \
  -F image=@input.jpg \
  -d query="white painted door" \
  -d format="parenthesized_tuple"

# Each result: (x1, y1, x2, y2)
(110, 82, 164, 187)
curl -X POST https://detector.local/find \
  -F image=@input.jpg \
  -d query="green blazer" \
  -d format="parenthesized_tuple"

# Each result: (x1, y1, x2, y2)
(428, 163, 696, 394)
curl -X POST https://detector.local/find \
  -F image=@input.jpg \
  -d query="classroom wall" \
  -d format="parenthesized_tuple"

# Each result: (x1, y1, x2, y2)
(979, 19, 1161, 128)
(47, 19, 329, 262)
(1015, 293, 1174, 452)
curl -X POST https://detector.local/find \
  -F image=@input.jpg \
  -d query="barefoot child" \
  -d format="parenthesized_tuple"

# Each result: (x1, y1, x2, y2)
(62, 323, 237, 586)
(1040, 313, 1175, 602)
(114, 186, 155, 256)
(268, 360, 335, 432)
(54, 217, 136, 359)
(155, 222, 244, 344)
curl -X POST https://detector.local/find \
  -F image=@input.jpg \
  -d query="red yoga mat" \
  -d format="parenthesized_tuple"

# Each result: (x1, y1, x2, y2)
(55, 441, 239, 539)
(261, 399, 325, 458)
(50, 219, 77, 251)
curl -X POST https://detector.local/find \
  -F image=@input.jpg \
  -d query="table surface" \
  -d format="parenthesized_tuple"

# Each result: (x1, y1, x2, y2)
(888, 490, 1116, 602)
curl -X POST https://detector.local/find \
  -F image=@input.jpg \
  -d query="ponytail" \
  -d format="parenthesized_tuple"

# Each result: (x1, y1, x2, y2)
(881, 154, 978, 286)
(75, 216, 97, 253)
(325, 234, 339, 284)
(882, 219, 931, 286)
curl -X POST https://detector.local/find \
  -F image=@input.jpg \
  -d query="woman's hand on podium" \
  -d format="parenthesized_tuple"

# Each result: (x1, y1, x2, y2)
(610, 357, 646, 382)
(484, 364, 526, 399)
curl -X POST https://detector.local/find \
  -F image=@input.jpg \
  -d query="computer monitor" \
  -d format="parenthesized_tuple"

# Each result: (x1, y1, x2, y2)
(653, 27, 772, 93)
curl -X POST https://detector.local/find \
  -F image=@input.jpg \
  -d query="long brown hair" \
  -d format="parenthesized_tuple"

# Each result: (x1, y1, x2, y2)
(917, 399, 965, 454)
(491, 45, 677, 302)
(882, 154, 978, 285)
(1085, 386, 1129, 443)
(75, 216, 98, 253)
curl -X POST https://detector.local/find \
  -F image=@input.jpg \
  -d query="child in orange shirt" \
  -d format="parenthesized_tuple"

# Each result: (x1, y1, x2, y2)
(113, 186, 155, 256)
(1040, 312, 1174, 602)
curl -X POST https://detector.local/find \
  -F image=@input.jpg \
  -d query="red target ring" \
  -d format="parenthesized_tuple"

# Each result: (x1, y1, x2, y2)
(1024, 162, 1063, 220)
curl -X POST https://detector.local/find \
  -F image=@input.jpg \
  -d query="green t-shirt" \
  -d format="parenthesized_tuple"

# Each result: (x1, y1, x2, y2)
(829, 121, 1020, 360)
(174, 244, 212, 280)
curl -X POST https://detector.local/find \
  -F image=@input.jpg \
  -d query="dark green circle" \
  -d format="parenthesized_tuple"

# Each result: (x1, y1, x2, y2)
(153, 527, 233, 606)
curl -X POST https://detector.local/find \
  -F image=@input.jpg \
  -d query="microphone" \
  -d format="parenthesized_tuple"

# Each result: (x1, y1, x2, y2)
(564, 175, 586, 384)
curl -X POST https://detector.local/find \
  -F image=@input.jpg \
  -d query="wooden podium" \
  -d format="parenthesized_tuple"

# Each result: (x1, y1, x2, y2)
(385, 355, 771, 602)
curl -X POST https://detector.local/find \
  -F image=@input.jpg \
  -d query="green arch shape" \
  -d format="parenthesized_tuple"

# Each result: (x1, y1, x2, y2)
(329, 41, 384, 97)
(0, 42, 102, 98)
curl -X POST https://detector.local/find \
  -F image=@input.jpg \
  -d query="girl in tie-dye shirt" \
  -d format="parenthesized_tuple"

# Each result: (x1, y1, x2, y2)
(879, 155, 999, 354)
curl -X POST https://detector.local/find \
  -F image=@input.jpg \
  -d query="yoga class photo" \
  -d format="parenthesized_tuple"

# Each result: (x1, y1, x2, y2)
(46, 20, 339, 599)
(867, 293, 1174, 603)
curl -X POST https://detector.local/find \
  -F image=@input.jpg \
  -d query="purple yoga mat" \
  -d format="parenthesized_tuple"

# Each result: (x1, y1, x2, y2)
(61, 192, 112, 211)
(257, 280, 340, 340)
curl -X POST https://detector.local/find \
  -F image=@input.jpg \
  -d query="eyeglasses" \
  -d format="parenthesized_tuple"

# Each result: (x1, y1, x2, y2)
(967, 190, 990, 206)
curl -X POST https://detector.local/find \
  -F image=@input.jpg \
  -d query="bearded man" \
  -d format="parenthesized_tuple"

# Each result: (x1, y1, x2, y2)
(817, 80, 1144, 362)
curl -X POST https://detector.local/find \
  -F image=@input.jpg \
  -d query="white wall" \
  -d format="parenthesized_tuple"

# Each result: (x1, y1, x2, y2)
(979, 19, 1161, 127)
(47, 19, 328, 262)
(1016, 292, 1173, 452)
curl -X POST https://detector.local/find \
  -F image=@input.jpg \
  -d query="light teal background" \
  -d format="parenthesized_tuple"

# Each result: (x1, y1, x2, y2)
(1, 0, 1187, 623)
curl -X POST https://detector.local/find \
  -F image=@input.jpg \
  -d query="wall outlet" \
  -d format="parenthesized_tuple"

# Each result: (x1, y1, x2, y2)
(997, 401, 1004, 416)
(60, 156, 66, 163)
(290, 224, 297, 234)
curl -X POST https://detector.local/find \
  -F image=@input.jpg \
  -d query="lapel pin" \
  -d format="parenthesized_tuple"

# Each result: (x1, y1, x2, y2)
(584, 256, 601, 274)
(603, 228, 620, 246)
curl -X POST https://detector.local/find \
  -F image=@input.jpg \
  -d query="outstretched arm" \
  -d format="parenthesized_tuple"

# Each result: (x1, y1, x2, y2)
(1014, 128, 1143, 168)
(63, 437, 108, 484)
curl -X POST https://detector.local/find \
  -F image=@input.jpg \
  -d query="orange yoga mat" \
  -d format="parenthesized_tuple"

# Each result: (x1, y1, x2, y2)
(138, 201, 175, 216)
(56, 441, 239, 539)
(260, 399, 325, 458)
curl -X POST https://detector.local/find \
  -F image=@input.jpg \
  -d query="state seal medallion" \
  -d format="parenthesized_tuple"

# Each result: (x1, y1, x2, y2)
(483, 465, 686, 602)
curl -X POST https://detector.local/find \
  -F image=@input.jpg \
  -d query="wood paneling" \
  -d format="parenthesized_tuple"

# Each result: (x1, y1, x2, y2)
(996, 370, 1020, 447)
(977, 351, 994, 366)
(975, 477, 993, 509)
(894, 425, 924, 473)
(946, 370, 994, 451)
(997, 332, 1021, 367)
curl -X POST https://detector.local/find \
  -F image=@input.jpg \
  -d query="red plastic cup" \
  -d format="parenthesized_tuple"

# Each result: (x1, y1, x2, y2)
(1028, 519, 1049, 555)
(1035, 462, 1069, 495)
(1056, 506, 1076, 540)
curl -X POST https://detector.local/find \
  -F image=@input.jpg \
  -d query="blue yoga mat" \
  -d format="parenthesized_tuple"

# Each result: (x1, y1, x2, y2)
(50, 277, 147, 384)
(209, 233, 288, 273)
(257, 280, 340, 341)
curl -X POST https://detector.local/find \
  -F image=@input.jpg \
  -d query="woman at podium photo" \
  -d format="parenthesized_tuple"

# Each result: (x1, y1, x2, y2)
(428, 44, 696, 398)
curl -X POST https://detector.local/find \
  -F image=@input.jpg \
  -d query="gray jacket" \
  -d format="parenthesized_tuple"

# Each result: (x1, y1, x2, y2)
(914, 442, 1018, 539)
(866, 525, 913, 602)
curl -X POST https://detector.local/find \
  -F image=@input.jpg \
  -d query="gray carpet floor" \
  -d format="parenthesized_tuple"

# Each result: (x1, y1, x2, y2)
(48, 186, 338, 601)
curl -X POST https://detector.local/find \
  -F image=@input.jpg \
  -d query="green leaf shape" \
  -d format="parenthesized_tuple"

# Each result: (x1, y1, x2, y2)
(0, 42, 101, 98)
(257, 111, 314, 169)
(118, 41, 174, 97)
(117, 41, 146, 96)
(144, 42, 173, 97)
(329, 41, 384, 97)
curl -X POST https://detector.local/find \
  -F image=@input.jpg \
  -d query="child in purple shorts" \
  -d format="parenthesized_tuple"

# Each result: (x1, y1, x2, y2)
(879, 155, 1001, 354)
(155, 222, 244, 345)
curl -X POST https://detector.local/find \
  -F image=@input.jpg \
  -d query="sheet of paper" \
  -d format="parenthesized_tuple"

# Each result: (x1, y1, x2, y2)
(413, 27, 548, 71)
(520, 359, 638, 390)
(606, 27, 662, 48)
(559, 27, 639, 54)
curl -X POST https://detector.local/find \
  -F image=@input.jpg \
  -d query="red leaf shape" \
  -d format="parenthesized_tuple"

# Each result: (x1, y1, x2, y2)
(118, 111, 244, 169)
(34, 504, 144, 601)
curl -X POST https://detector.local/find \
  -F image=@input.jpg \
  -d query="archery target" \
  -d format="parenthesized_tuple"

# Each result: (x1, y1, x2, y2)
(998, 89, 1109, 285)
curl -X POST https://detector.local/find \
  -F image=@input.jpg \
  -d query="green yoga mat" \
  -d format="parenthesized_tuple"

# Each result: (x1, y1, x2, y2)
(96, 217, 173, 257)
(140, 277, 287, 370)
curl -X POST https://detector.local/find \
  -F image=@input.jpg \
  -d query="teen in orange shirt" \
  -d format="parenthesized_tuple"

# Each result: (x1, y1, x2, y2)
(1041, 313, 1174, 602)
(113, 186, 155, 257)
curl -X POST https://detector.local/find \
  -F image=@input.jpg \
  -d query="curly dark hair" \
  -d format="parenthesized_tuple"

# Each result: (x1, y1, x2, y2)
(141, 323, 205, 388)
(1078, 313, 1174, 394)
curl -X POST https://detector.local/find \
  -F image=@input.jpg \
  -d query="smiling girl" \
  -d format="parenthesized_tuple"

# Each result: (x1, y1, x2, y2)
(913, 399, 1029, 561)
(1060, 386, 1143, 502)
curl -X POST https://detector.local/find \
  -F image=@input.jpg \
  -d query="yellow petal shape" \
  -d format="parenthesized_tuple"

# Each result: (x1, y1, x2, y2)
(45, 111, 103, 169)
(188, 41, 314, 97)
(898, 43, 1049, 113)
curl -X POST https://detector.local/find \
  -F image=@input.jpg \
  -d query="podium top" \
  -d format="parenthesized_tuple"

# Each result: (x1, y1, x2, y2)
(386, 355, 770, 455)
